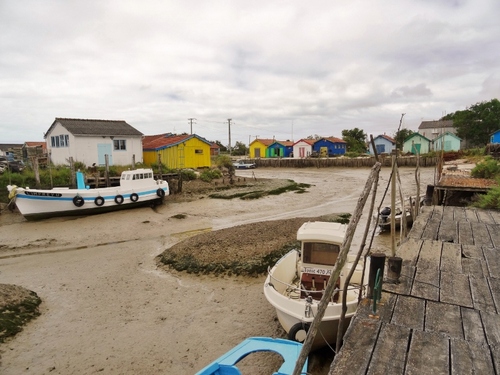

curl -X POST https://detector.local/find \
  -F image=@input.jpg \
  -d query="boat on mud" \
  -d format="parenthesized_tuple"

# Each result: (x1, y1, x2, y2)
(375, 205, 413, 231)
(7, 168, 169, 220)
(263, 221, 366, 350)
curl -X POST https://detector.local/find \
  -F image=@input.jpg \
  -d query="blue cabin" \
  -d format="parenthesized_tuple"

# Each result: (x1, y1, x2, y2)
(267, 141, 294, 158)
(313, 137, 347, 157)
(369, 134, 396, 155)
(491, 130, 500, 144)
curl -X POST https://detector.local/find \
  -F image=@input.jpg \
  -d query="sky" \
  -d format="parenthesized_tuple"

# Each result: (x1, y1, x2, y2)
(1, 0, 500, 146)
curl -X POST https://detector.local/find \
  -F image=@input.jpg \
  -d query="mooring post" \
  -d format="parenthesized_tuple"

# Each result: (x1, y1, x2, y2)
(387, 256, 403, 283)
(368, 253, 386, 299)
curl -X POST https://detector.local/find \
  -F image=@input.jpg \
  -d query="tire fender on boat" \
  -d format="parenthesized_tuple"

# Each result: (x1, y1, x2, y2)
(94, 196, 105, 206)
(114, 195, 124, 205)
(288, 323, 310, 343)
(156, 188, 165, 198)
(130, 193, 139, 202)
(73, 196, 85, 207)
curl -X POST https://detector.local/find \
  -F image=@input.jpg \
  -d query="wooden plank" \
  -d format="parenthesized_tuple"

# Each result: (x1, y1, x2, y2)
(487, 224, 500, 248)
(437, 216, 458, 243)
(461, 307, 487, 344)
(470, 276, 497, 313)
(405, 330, 449, 375)
(481, 311, 500, 346)
(421, 217, 441, 241)
(465, 208, 479, 222)
(458, 221, 474, 245)
(430, 205, 444, 220)
(383, 265, 414, 296)
(471, 221, 494, 247)
(450, 339, 495, 374)
(366, 323, 410, 375)
(391, 295, 425, 330)
(411, 240, 441, 301)
(483, 246, 500, 278)
(462, 258, 485, 278)
(408, 209, 431, 240)
(476, 209, 496, 224)
(329, 317, 381, 375)
(488, 277, 500, 314)
(440, 271, 473, 308)
(488, 209, 500, 224)
(453, 206, 467, 221)
(440, 242, 462, 272)
(356, 293, 397, 323)
(461, 243, 483, 259)
(425, 300, 463, 339)
(396, 238, 422, 267)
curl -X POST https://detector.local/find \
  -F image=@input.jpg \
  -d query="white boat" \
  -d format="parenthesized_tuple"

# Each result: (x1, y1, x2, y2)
(263, 221, 366, 350)
(375, 205, 413, 231)
(7, 168, 169, 220)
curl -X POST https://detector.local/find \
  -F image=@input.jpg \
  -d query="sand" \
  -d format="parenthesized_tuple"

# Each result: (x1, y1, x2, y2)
(0, 166, 436, 374)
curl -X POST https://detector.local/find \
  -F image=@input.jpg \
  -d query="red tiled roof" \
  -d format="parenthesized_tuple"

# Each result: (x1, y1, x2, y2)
(378, 134, 396, 144)
(143, 133, 192, 150)
(293, 139, 314, 146)
(24, 141, 47, 150)
(324, 137, 346, 143)
(251, 138, 275, 146)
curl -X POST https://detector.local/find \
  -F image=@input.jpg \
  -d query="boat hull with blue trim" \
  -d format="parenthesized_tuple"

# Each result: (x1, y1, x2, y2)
(7, 168, 169, 220)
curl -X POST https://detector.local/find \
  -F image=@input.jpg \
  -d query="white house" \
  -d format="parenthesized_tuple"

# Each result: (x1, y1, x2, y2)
(45, 118, 144, 166)
(293, 139, 314, 158)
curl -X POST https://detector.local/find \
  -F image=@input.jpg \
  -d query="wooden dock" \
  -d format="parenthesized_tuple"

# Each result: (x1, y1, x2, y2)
(330, 205, 500, 374)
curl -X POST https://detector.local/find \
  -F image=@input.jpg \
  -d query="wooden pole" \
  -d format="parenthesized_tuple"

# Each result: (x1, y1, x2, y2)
(415, 150, 421, 219)
(105, 155, 110, 187)
(292, 162, 381, 375)
(69, 157, 76, 188)
(390, 155, 396, 257)
(32, 156, 41, 189)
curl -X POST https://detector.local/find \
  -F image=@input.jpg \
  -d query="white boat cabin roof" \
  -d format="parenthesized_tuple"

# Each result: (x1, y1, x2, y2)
(120, 168, 156, 188)
(297, 221, 346, 244)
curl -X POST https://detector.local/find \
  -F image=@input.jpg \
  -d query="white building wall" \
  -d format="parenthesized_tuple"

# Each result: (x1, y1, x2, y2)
(293, 141, 312, 159)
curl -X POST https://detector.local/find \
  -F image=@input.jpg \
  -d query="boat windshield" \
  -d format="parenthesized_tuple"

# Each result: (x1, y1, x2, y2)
(302, 242, 340, 266)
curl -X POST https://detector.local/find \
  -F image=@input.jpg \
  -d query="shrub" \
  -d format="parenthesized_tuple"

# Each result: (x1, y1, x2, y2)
(472, 182, 500, 209)
(180, 169, 197, 181)
(199, 168, 223, 182)
(471, 157, 500, 179)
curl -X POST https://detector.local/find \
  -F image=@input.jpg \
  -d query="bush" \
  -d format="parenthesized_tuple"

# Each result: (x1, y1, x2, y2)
(472, 182, 500, 209)
(181, 169, 197, 181)
(199, 168, 223, 182)
(471, 157, 500, 179)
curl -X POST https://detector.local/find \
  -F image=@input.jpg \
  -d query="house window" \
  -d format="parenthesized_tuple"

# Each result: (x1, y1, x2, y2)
(113, 140, 126, 151)
(195, 149, 203, 154)
(51, 135, 69, 148)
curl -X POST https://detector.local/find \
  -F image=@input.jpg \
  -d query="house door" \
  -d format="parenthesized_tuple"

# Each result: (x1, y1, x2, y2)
(98, 144, 113, 166)
(299, 147, 305, 158)
(255, 148, 261, 158)
(412, 143, 421, 154)
(376, 144, 385, 154)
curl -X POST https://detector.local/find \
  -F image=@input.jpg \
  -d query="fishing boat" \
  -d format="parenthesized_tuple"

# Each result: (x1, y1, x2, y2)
(7, 168, 169, 220)
(375, 205, 413, 231)
(195, 337, 308, 375)
(263, 221, 366, 350)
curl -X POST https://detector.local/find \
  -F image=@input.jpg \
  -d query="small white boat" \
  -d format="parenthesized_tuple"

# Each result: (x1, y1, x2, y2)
(375, 205, 413, 231)
(263, 221, 366, 350)
(7, 168, 169, 220)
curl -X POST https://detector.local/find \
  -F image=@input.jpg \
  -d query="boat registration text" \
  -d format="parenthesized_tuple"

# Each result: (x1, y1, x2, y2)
(301, 267, 332, 275)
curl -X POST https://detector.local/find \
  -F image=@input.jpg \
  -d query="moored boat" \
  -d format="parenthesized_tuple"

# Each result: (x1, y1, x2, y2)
(263, 221, 367, 350)
(375, 205, 413, 231)
(7, 168, 169, 220)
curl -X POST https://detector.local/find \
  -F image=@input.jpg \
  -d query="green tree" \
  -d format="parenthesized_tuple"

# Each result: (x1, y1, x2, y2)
(442, 98, 500, 147)
(393, 128, 414, 150)
(342, 128, 367, 153)
(231, 141, 248, 156)
(213, 140, 227, 152)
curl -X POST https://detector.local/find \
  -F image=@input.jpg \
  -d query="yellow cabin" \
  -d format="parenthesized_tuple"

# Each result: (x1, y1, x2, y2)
(143, 133, 212, 169)
(249, 138, 275, 158)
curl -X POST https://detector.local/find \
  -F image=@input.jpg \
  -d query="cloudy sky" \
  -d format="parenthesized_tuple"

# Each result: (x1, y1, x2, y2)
(1, 0, 499, 146)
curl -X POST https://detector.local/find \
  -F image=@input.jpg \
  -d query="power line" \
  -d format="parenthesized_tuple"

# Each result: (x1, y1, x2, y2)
(188, 118, 197, 134)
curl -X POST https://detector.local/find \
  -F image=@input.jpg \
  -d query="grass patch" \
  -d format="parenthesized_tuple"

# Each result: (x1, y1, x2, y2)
(171, 214, 187, 219)
(159, 242, 299, 277)
(209, 181, 310, 200)
(0, 291, 41, 343)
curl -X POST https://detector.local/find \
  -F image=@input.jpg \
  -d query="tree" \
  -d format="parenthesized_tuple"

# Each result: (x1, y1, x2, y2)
(213, 140, 227, 152)
(393, 128, 414, 150)
(231, 141, 248, 156)
(342, 128, 367, 153)
(442, 98, 500, 147)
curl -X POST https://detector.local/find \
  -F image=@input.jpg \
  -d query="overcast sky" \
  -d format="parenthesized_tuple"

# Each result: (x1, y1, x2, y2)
(1, 0, 499, 146)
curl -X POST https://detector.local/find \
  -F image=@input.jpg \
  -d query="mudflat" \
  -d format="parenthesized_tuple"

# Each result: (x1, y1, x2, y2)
(0, 166, 435, 374)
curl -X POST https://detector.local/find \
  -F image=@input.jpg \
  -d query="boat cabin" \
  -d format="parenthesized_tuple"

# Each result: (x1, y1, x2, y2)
(297, 222, 347, 301)
(120, 168, 156, 188)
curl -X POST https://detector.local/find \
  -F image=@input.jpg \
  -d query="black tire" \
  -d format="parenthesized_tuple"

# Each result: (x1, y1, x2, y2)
(114, 195, 124, 205)
(156, 188, 165, 198)
(73, 196, 85, 207)
(94, 196, 105, 206)
(130, 193, 139, 202)
(288, 323, 310, 343)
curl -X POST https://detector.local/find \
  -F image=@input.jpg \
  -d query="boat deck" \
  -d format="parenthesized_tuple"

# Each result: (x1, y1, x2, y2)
(330, 205, 500, 374)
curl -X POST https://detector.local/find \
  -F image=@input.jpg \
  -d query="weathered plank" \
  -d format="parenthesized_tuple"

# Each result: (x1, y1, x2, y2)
(488, 209, 500, 224)
(405, 330, 449, 375)
(411, 240, 441, 301)
(408, 209, 432, 240)
(356, 292, 397, 323)
(464, 208, 479, 222)
(461, 258, 485, 278)
(430, 205, 444, 221)
(488, 277, 500, 314)
(396, 238, 422, 267)
(461, 243, 484, 260)
(425, 300, 463, 339)
(453, 206, 467, 222)
(470, 276, 497, 313)
(481, 311, 500, 346)
(471, 221, 494, 247)
(440, 242, 462, 273)
(476, 209, 496, 224)
(390, 295, 425, 330)
(450, 339, 495, 374)
(483, 246, 500, 278)
(383, 265, 414, 296)
(421, 217, 441, 241)
(487, 223, 500, 248)
(439, 271, 473, 308)
(366, 323, 410, 375)
(458, 221, 474, 245)
(437, 216, 458, 243)
(461, 307, 487, 344)
(329, 317, 381, 375)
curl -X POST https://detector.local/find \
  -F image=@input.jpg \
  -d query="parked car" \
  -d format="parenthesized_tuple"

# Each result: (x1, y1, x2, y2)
(233, 160, 256, 169)
(0, 157, 25, 173)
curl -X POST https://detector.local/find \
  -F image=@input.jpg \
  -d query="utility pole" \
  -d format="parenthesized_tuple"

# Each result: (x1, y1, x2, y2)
(227, 119, 232, 155)
(188, 118, 196, 134)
